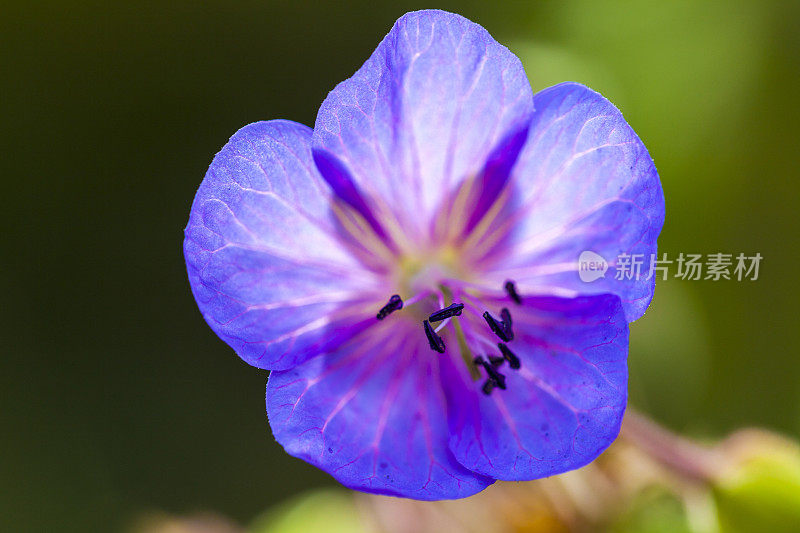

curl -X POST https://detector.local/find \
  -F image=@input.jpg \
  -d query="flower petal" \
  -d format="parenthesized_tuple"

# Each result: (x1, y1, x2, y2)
(475, 82, 664, 321)
(267, 322, 493, 500)
(312, 9, 534, 246)
(184, 120, 382, 370)
(444, 293, 628, 480)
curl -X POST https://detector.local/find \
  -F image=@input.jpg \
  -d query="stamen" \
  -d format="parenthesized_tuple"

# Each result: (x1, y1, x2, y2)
(429, 303, 464, 322)
(473, 356, 506, 390)
(500, 308, 514, 341)
(481, 379, 496, 395)
(376, 294, 403, 320)
(423, 320, 445, 353)
(482, 310, 512, 342)
(458, 314, 498, 352)
(440, 285, 481, 380)
(498, 343, 521, 369)
(488, 355, 505, 367)
(433, 317, 451, 334)
(403, 290, 433, 308)
(504, 280, 521, 305)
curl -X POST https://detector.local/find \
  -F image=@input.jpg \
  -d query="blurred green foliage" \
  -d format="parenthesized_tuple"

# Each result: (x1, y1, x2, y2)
(1, 1, 798, 531)
(714, 432, 800, 532)
(248, 490, 367, 533)
(609, 489, 693, 533)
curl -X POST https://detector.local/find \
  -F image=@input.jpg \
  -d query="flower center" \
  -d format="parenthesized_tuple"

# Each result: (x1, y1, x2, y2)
(395, 245, 466, 297)
(332, 196, 524, 395)
(374, 274, 525, 395)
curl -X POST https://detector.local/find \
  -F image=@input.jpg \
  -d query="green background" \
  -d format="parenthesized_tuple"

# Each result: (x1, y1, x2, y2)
(2, 1, 798, 531)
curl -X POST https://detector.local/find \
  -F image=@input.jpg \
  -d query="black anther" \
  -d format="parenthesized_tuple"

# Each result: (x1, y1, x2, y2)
(376, 294, 403, 320)
(500, 308, 514, 341)
(423, 320, 445, 353)
(473, 356, 506, 390)
(498, 343, 521, 369)
(481, 379, 496, 395)
(488, 355, 505, 367)
(504, 280, 521, 305)
(428, 303, 464, 322)
(482, 310, 511, 342)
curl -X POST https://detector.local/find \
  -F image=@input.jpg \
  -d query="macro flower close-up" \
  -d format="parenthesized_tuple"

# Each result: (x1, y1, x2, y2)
(183, 8, 664, 501)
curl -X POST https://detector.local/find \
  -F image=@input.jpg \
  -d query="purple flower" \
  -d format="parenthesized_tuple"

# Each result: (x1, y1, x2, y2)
(184, 10, 664, 500)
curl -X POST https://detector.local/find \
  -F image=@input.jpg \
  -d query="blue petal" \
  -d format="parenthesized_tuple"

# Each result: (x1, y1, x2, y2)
(184, 120, 382, 370)
(477, 83, 664, 321)
(267, 324, 494, 500)
(443, 294, 628, 480)
(312, 9, 534, 245)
